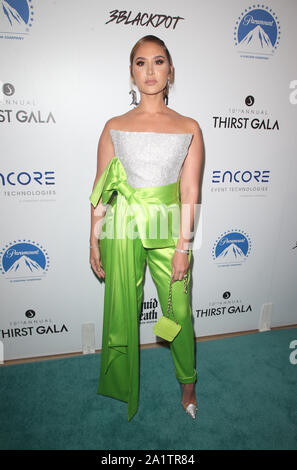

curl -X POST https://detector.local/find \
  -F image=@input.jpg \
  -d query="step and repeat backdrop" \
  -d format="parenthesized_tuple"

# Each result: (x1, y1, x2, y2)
(1, 0, 296, 360)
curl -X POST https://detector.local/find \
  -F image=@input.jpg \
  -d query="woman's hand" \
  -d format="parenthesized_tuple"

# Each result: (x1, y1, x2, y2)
(171, 250, 189, 281)
(90, 244, 105, 279)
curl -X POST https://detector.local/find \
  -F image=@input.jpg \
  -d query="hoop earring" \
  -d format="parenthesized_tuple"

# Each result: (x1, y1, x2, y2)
(129, 89, 138, 106)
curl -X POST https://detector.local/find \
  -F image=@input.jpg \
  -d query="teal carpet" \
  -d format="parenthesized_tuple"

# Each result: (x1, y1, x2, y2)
(0, 327, 296, 450)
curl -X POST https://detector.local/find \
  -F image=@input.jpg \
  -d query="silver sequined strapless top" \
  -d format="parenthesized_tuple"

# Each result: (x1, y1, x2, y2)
(110, 129, 193, 188)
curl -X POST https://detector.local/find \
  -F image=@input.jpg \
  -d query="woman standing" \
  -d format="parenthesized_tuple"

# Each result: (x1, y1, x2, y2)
(89, 35, 203, 421)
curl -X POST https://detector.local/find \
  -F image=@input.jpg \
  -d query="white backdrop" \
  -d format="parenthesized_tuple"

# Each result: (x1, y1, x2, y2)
(1, 0, 296, 360)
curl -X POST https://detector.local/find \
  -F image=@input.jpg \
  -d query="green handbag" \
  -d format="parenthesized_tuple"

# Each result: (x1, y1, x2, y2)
(153, 274, 188, 342)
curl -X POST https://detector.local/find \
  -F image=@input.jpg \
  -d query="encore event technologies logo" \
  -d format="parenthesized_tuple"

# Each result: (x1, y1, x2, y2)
(0, 0, 34, 40)
(234, 5, 281, 60)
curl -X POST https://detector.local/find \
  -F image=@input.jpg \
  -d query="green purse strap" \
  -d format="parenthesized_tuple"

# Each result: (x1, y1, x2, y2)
(167, 275, 188, 324)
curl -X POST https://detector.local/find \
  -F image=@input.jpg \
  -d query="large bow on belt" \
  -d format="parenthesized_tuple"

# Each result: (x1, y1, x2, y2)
(89, 157, 181, 248)
(90, 157, 135, 207)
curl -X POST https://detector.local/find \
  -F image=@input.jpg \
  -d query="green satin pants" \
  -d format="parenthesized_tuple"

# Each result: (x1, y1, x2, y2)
(90, 158, 197, 421)
(97, 219, 197, 421)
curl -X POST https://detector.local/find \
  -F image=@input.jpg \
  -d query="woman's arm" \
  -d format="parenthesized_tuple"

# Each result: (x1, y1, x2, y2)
(171, 120, 204, 280)
(90, 120, 115, 246)
(89, 120, 115, 278)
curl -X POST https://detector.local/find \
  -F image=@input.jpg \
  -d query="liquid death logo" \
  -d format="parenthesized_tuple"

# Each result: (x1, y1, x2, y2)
(234, 5, 281, 60)
(140, 298, 158, 323)
(0, 240, 50, 282)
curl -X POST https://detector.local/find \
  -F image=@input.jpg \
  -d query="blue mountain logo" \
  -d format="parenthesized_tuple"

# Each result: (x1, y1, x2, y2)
(240, 24, 273, 50)
(212, 230, 251, 266)
(234, 6, 280, 59)
(0, 240, 49, 282)
(0, 0, 34, 35)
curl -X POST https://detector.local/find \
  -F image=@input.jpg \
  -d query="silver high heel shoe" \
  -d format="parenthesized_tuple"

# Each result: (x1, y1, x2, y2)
(181, 384, 198, 419)
(185, 403, 198, 419)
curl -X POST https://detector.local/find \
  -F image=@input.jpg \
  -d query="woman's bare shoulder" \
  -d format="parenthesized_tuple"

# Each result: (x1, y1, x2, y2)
(167, 108, 201, 135)
(103, 111, 135, 132)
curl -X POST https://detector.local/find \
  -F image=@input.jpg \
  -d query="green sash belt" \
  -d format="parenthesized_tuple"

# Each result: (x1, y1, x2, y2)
(89, 157, 181, 420)
(89, 157, 181, 248)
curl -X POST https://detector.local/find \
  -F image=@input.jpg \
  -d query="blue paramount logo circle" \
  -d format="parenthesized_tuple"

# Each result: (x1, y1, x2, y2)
(0, 0, 34, 35)
(0, 240, 49, 281)
(212, 230, 251, 266)
(234, 5, 280, 58)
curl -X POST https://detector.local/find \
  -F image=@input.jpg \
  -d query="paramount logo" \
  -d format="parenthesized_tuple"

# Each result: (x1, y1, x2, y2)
(234, 6, 281, 60)
(0, 240, 49, 282)
(212, 230, 251, 267)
